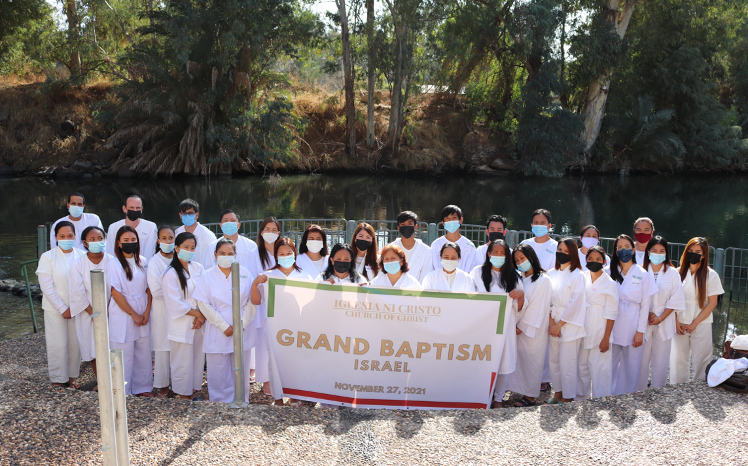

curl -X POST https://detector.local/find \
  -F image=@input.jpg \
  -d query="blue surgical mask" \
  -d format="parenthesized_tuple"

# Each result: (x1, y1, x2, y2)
(490, 256, 505, 268)
(159, 242, 175, 254)
(649, 253, 666, 266)
(278, 255, 295, 268)
(531, 225, 549, 237)
(178, 249, 195, 262)
(383, 261, 401, 275)
(181, 214, 196, 227)
(517, 260, 532, 272)
(58, 239, 75, 250)
(444, 220, 460, 234)
(68, 205, 84, 217)
(221, 222, 238, 236)
(617, 248, 634, 263)
(87, 241, 106, 253)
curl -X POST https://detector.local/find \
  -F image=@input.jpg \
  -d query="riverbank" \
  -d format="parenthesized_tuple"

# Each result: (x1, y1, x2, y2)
(1, 333, 746, 465)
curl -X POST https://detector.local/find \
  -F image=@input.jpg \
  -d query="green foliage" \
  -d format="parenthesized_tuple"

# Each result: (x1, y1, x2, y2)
(0, 2, 62, 75)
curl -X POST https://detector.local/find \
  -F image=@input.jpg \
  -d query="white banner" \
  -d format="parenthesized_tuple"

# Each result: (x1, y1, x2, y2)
(265, 278, 510, 410)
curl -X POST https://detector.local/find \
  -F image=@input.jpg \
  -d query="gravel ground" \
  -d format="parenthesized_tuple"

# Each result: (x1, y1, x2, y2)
(1, 334, 746, 465)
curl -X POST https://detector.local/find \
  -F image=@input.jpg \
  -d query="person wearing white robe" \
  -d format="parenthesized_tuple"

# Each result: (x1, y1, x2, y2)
(162, 233, 207, 400)
(173, 199, 217, 267)
(295, 225, 330, 276)
(429, 205, 477, 272)
(609, 236, 658, 395)
(107, 228, 154, 396)
(193, 238, 255, 403)
(469, 238, 524, 407)
(637, 239, 686, 391)
(49, 192, 103, 251)
(547, 239, 587, 403)
(368, 243, 424, 289)
(317, 243, 369, 285)
(577, 250, 618, 400)
(577, 225, 610, 269)
(68, 226, 113, 389)
(421, 242, 476, 292)
(350, 222, 380, 281)
(36, 222, 85, 387)
(106, 194, 158, 261)
(507, 244, 553, 406)
(671, 238, 724, 383)
(472, 215, 510, 271)
(147, 226, 176, 396)
(388, 211, 433, 281)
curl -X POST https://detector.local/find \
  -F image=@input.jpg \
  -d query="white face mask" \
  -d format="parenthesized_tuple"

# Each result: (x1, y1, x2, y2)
(217, 255, 235, 268)
(306, 240, 324, 254)
(441, 259, 459, 272)
(262, 232, 279, 244)
(581, 237, 599, 248)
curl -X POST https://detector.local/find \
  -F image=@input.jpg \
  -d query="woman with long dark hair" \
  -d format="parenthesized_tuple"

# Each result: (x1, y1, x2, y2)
(470, 239, 524, 408)
(609, 234, 657, 395)
(350, 222, 380, 280)
(106, 225, 154, 396)
(255, 216, 281, 271)
(296, 224, 329, 275)
(671, 237, 724, 383)
(162, 232, 207, 400)
(320, 243, 367, 284)
(637, 236, 686, 391)
(147, 225, 176, 398)
(507, 244, 552, 407)
(421, 242, 476, 291)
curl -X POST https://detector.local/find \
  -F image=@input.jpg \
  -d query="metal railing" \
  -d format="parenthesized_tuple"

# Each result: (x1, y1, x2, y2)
(19, 259, 40, 333)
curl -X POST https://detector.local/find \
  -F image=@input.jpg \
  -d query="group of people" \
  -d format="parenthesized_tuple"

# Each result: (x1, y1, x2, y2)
(37, 194, 724, 408)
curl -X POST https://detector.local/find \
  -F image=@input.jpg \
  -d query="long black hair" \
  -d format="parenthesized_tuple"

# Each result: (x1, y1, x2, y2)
(155, 225, 175, 255)
(257, 216, 280, 270)
(481, 240, 519, 292)
(168, 232, 197, 293)
(642, 235, 673, 271)
(114, 225, 142, 281)
(322, 243, 361, 283)
(513, 243, 543, 282)
(610, 234, 636, 284)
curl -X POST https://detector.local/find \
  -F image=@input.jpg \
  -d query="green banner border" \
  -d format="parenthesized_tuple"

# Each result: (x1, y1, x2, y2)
(267, 278, 507, 335)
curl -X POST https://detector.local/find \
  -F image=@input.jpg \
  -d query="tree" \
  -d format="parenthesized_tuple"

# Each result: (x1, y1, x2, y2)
(336, 0, 356, 155)
(366, 0, 376, 147)
(0, 0, 46, 44)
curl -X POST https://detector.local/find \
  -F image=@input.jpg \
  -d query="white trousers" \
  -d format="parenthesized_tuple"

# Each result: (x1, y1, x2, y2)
(670, 322, 713, 383)
(507, 333, 548, 398)
(44, 309, 81, 383)
(542, 343, 551, 384)
(637, 330, 671, 391)
(206, 350, 251, 403)
(255, 328, 269, 384)
(154, 351, 170, 389)
(111, 337, 153, 395)
(611, 344, 642, 395)
(493, 372, 512, 402)
(170, 331, 205, 396)
(549, 338, 581, 399)
(577, 345, 612, 400)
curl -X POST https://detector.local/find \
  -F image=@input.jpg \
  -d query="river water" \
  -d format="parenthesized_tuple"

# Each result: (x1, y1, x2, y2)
(1, 174, 747, 344)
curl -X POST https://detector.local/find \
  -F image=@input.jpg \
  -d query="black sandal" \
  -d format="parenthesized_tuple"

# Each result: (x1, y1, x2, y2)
(514, 396, 535, 407)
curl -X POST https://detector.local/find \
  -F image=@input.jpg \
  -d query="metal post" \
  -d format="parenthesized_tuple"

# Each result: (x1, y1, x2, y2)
(91, 269, 118, 466)
(37, 225, 47, 259)
(345, 220, 356, 244)
(427, 223, 437, 246)
(110, 349, 130, 466)
(229, 261, 248, 408)
(20, 261, 39, 333)
(714, 248, 725, 285)
(506, 230, 518, 249)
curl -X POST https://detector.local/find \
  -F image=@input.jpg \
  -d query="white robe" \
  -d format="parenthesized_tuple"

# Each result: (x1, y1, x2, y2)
(208, 235, 261, 277)
(421, 268, 476, 292)
(547, 267, 587, 342)
(296, 252, 329, 277)
(678, 268, 724, 326)
(581, 271, 619, 350)
(147, 253, 173, 352)
(162, 263, 205, 344)
(50, 213, 103, 251)
(316, 272, 368, 285)
(106, 256, 150, 344)
(391, 238, 433, 281)
(368, 271, 424, 289)
(175, 223, 218, 267)
(646, 265, 686, 342)
(578, 250, 611, 269)
(354, 255, 378, 281)
(106, 219, 158, 261)
(37, 247, 86, 314)
(68, 253, 114, 361)
(430, 235, 477, 272)
(520, 237, 558, 272)
(611, 265, 658, 347)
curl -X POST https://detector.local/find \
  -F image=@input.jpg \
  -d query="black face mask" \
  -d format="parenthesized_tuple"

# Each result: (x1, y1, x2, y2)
(399, 226, 415, 239)
(333, 261, 351, 273)
(556, 252, 571, 265)
(355, 239, 372, 251)
(488, 231, 505, 241)
(126, 209, 141, 221)
(586, 261, 604, 273)
(121, 242, 139, 254)
(687, 252, 703, 264)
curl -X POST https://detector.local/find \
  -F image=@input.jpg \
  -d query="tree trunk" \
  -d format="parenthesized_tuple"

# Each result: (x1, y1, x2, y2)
(581, 0, 637, 153)
(366, 0, 376, 148)
(388, 24, 405, 156)
(64, 0, 81, 74)
(337, 0, 356, 156)
(559, 1, 568, 107)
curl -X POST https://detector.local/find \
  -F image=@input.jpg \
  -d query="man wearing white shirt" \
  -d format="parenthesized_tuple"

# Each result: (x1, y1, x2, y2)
(207, 210, 261, 277)
(474, 214, 510, 270)
(174, 198, 217, 267)
(50, 192, 103, 251)
(106, 193, 158, 261)
(389, 211, 433, 281)
(520, 208, 558, 272)
(430, 205, 477, 272)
